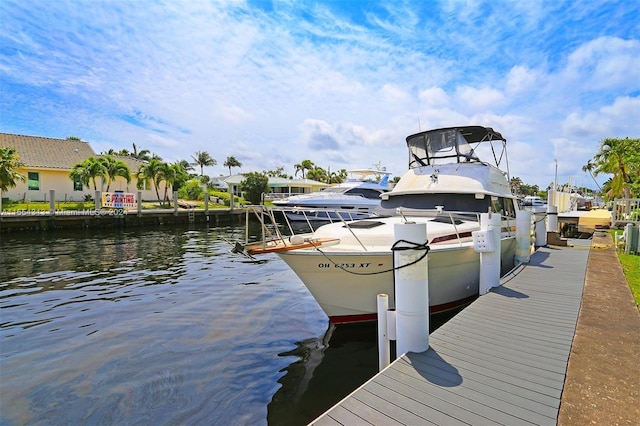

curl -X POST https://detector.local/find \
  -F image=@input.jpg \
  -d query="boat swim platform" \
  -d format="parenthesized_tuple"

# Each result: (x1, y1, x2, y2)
(311, 231, 640, 425)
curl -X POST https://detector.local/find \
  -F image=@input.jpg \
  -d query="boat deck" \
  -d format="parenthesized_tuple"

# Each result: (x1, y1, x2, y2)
(311, 241, 592, 425)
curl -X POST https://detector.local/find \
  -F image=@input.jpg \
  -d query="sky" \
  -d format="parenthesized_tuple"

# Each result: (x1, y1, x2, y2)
(1, 0, 638, 189)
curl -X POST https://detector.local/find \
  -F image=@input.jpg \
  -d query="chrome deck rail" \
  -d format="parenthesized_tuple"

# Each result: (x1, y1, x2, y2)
(244, 206, 516, 253)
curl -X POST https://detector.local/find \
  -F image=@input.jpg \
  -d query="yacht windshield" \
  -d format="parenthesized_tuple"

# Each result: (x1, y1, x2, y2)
(407, 128, 479, 168)
(321, 187, 350, 193)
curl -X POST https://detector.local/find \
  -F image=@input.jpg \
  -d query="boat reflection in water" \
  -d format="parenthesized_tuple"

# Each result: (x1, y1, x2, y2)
(267, 308, 464, 425)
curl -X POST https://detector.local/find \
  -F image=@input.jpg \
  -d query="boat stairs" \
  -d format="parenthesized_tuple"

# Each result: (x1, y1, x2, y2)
(311, 232, 640, 425)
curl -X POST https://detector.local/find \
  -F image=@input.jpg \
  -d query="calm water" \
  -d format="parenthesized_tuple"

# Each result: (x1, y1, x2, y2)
(0, 224, 385, 425)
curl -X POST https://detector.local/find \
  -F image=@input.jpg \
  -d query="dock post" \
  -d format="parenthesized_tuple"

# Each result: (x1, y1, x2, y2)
(393, 222, 429, 357)
(515, 210, 532, 264)
(137, 191, 142, 217)
(173, 191, 178, 216)
(547, 205, 558, 232)
(49, 189, 55, 216)
(474, 212, 501, 294)
(625, 223, 639, 254)
(377, 294, 390, 370)
(534, 211, 547, 247)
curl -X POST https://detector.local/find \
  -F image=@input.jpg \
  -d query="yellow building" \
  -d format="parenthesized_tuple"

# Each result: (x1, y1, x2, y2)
(1, 133, 164, 202)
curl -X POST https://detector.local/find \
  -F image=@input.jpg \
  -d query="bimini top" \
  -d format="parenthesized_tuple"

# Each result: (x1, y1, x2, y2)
(406, 126, 507, 168)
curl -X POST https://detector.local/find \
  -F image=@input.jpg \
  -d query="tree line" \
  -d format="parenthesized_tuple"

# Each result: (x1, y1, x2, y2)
(67, 147, 244, 206)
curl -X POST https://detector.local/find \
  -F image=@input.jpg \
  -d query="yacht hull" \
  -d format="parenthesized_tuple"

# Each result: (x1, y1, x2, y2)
(278, 237, 516, 323)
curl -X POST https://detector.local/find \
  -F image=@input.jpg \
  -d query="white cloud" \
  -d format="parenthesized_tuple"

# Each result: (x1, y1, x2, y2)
(564, 37, 640, 91)
(380, 84, 409, 103)
(455, 86, 507, 112)
(505, 66, 540, 96)
(562, 96, 640, 139)
(418, 87, 449, 107)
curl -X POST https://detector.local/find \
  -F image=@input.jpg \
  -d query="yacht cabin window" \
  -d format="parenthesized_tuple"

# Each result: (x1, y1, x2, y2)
(381, 193, 516, 219)
(491, 196, 517, 219)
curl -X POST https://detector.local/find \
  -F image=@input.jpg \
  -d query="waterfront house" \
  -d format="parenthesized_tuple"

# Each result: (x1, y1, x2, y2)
(223, 174, 330, 200)
(0, 133, 165, 202)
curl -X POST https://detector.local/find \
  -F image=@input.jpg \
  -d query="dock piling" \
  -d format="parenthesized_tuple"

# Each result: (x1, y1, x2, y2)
(376, 294, 390, 371)
(474, 212, 501, 294)
(393, 222, 429, 357)
(515, 210, 532, 264)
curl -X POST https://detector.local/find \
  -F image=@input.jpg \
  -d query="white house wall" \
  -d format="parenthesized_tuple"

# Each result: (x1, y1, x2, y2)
(3, 168, 166, 202)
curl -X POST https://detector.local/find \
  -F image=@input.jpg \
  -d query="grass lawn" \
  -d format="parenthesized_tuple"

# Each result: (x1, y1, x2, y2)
(2, 201, 94, 211)
(618, 252, 640, 309)
(611, 230, 640, 310)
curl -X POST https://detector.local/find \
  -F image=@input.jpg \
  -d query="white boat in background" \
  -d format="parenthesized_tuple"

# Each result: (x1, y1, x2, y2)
(522, 195, 545, 207)
(242, 126, 519, 323)
(521, 195, 547, 213)
(272, 167, 391, 222)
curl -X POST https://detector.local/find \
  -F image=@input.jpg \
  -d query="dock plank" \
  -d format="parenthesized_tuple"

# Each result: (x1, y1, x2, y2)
(311, 244, 590, 425)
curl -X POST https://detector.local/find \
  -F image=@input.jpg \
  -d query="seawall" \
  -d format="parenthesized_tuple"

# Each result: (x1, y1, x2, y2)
(0, 209, 245, 233)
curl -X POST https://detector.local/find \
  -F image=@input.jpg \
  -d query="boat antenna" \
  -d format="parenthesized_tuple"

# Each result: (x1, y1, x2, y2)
(418, 116, 422, 131)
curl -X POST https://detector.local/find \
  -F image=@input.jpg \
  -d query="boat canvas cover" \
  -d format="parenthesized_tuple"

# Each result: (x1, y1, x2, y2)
(407, 126, 506, 168)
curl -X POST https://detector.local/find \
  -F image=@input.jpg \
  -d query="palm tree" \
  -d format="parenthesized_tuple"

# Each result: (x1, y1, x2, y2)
(223, 156, 242, 175)
(192, 151, 216, 176)
(176, 159, 195, 173)
(160, 163, 189, 206)
(581, 159, 603, 192)
(589, 137, 640, 199)
(294, 160, 314, 179)
(100, 156, 131, 191)
(328, 168, 347, 184)
(0, 147, 26, 192)
(137, 158, 165, 203)
(328, 170, 346, 184)
(131, 143, 152, 161)
(509, 177, 523, 196)
(306, 166, 327, 182)
(69, 157, 106, 190)
(69, 162, 90, 190)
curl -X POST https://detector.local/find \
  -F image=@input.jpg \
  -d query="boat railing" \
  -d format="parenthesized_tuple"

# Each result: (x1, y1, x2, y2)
(244, 205, 517, 252)
(243, 205, 374, 250)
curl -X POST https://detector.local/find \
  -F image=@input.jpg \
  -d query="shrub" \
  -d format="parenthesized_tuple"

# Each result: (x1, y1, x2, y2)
(239, 172, 269, 205)
(178, 179, 205, 200)
(209, 190, 246, 206)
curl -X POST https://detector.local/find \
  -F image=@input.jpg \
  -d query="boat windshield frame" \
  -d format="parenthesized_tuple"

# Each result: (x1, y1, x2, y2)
(406, 126, 508, 171)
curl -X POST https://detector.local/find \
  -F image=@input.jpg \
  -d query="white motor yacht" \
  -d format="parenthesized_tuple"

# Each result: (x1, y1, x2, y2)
(272, 168, 390, 222)
(244, 126, 519, 323)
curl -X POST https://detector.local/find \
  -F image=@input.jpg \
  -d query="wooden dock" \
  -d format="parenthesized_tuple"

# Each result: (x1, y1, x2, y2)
(312, 242, 591, 425)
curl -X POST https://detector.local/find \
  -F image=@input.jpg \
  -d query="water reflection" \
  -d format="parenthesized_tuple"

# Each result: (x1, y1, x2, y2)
(0, 224, 459, 425)
(268, 309, 462, 425)
(1, 225, 329, 425)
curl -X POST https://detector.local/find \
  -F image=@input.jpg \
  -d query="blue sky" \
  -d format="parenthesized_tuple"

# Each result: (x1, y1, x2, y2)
(1, 0, 638, 189)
